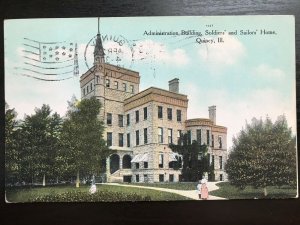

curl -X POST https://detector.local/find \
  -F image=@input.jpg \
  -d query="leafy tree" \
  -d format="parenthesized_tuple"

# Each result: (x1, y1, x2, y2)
(225, 116, 297, 196)
(169, 133, 211, 182)
(5, 103, 20, 185)
(59, 96, 110, 187)
(17, 105, 62, 184)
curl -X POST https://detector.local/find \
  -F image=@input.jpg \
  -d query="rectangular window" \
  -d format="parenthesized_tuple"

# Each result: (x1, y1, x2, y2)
(136, 174, 139, 182)
(212, 134, 214, 148)
(220, 174, 223, 181)
(107, 113, 112, 125)
(207, 153, 211, 165)
(143, 107, 147, 120)
(169, 174, 174, 182)
(158, 127, 163, 143)
(123, 83, 127, 92)
(118, 133, 124, 147)
(107, 132, 112, 146)
(130, 85, 134, 94)
(96, 76, 99, 84)
(219, 156, 223, 169)
(167, 108, 172, 120)
(83, 88, 85, 96)
(207, 130, 210, 145)
(196, 129, 201, 144)
(212, 155, 215, 168)
(87, 85, 89, 93)
(118, 114, 123, 127)
(159, 174, 164, 182)
(144, 128, 148, 144)
(168, 128, 173, 144)
(114, 81, 118, 89)
(177, 130, 182, 144)
(177, 110, 182, 122)
(144, 162, 148, 169)
(135, 110, 139, 123)
(106, 79, 110, 88)
(90, 83, 93, 90)
(218, 136, 222, 149)
(127, 133, 130, 147)
(136, 130, 139, 146)
(158, 106, 163, 119)
(187, 130, 191, 144)
(127, 114, 130, 126)
(159, 153, 164, 168)
(135, 163, 139, 169)
(144, 174, 148, 182)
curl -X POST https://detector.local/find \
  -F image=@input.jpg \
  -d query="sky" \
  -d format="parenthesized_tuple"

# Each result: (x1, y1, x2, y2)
(4, 16, 296, 149)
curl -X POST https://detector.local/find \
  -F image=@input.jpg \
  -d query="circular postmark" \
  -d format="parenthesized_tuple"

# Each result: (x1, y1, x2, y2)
(84, 34, 134, 71)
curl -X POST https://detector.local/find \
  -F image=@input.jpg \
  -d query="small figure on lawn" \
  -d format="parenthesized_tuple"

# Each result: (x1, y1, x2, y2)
(89, 175, 97, 194)
(200, 178, 209, 200)
(196, 180, 202, 199)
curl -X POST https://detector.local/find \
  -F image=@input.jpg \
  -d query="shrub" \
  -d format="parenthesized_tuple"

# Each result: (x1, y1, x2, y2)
(31, 190, 151, 202)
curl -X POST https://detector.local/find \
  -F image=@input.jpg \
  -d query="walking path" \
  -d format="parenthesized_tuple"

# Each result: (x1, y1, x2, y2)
(100, 182, 226, 200)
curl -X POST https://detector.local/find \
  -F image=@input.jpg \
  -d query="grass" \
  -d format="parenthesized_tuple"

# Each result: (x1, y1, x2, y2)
(5, 184, 192, 202)
(130, 182, 198, 190)
(210, 182, 298, 199)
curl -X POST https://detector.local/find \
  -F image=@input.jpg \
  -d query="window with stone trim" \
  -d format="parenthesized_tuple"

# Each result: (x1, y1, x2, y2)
(96, 76, 99, 84)
(130, 85, 134, 94)
(212, 155, 215, 168)
(136, 130, 140, 146)
(159, 174, 164, 182)
(136, 174, 139, 182)
(90, 82, 93, 90)
(144, 162, 148, 169)
(158, 127, 163, 143)
(169, 174, 174, 182)
(168, 128, 173, 144)
(158, 106, 163, 119)
(118, 133, 124, 147)
(219, 156, 223, 169)
(136, 163, 139, 169)
(118, 114, 123, 127)
(144, 174, 148, 182)
(176, 109, 182, 122)
(159, 153, 164, 168)
(177, 130, 182, 144)
(167, 108, 172, 120)
(218, 136, 222, 149)
(206, 130, 210, 145)
(123, 83, 127, 92)
(196, 129, 201, 144)
(87, 85, 89, 93)
(106, 79, 110, 88)
(114, 81, 118, 89)
(212, 134, 214, 148)
(187, 130, 192, 144)
(83, 88, 85, 96)
(107, 113, 112, 125)
(135, 110, 139, 123)
(127, 133, 130, 147)
(107, 132, 112, 146)
(144, 128, 148, 144)
(143, 107, 147, 120)
(127, 114, 130, 126)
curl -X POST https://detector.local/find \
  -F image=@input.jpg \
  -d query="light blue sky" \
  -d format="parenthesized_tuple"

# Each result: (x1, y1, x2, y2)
(4, 16, 296, 148)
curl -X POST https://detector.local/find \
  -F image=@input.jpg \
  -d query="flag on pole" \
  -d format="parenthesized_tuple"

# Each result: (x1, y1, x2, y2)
(15, 38, 79, 81)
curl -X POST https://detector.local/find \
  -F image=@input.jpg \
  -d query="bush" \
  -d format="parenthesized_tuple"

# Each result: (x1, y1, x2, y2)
(31, 190, 151, 202)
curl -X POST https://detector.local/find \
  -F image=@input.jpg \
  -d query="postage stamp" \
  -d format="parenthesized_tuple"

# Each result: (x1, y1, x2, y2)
(4, 16, 297, 202)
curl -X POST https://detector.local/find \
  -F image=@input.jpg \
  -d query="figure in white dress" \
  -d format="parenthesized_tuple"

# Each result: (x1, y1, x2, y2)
(89, 175, 97, 194)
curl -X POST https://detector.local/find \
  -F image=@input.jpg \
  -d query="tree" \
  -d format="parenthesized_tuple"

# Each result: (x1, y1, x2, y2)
(225, 115, 297, 196)
(5, 103, 20, 185)
(17, 105, 62, 185)
(169, 133, 211, 182)
(59, 96, 110, 187)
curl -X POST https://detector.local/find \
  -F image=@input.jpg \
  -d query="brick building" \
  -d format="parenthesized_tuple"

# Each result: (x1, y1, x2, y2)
(80, 31, 227, 183)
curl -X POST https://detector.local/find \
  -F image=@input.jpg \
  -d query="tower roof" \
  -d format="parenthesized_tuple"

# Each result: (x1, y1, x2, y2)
(94, 18, 105, 64)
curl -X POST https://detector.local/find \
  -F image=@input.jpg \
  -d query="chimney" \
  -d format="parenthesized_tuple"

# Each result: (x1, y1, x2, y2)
(168, 78, 179, 93)
(208, 105, 216, 125)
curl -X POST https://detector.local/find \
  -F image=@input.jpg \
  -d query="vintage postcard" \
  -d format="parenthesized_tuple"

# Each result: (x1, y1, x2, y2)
(4, 16, 297, 202)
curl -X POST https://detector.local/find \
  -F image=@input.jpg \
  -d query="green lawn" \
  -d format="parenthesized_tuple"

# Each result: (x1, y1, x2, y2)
(210, 182, 298, 199)
(5, 184, 192, 202)
(131, 182, 198, 190)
